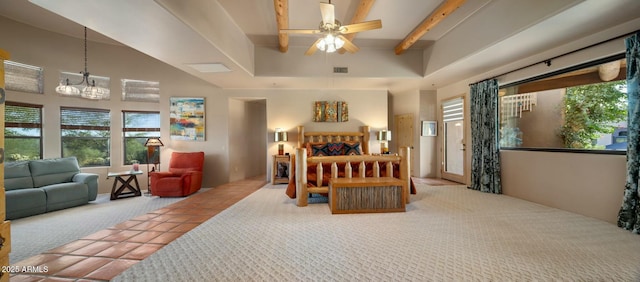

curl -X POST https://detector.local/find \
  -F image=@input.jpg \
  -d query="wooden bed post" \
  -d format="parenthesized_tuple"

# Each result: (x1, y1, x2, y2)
(297, 125, 305, 149)
(296, 147, 308, 207)
(361, 126, 370, 154)
(399, 146, 411, 203)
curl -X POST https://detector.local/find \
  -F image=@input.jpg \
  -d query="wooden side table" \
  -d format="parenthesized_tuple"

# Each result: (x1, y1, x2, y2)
(107, 170, 143, 200)
(272, 154, 291, 185)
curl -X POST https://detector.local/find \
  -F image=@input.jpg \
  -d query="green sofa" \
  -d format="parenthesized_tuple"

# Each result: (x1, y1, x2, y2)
(5, 157, 99, 220)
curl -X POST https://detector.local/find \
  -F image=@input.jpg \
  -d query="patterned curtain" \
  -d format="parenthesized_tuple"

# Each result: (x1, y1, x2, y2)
(618, 32, 640, 233)
(469, 79, 502, 194)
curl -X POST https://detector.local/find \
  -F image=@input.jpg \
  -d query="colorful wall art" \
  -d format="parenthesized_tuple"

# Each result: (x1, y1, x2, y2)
(170, 97, 205, 141)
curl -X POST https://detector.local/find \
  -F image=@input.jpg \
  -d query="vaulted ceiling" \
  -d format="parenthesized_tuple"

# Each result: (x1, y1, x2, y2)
(0, 0, 639, 92)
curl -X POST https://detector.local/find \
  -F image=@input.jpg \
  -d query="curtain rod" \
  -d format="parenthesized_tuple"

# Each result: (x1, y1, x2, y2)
(469, 29, 640, 86)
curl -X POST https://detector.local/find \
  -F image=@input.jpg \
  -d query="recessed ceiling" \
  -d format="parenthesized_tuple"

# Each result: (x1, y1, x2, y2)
(0, 0, 638, 92)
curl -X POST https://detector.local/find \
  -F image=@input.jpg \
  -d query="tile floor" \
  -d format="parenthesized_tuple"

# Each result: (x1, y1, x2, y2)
(9, 176, 267, 282)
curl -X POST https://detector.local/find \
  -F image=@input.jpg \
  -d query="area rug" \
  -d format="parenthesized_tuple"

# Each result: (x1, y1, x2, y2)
(10, 191, 199, 263)
(114, 184, 640, 281)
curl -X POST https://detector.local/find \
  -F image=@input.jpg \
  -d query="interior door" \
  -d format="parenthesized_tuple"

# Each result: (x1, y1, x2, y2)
(441, 97, 466, 184)
(394, 113, 414, 176)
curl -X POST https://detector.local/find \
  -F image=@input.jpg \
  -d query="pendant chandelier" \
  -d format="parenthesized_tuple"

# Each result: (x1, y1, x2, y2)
(55, 27, 110, 100)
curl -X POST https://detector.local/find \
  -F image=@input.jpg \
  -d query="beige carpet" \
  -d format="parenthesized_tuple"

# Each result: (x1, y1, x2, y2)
(114, 184, 640, 281)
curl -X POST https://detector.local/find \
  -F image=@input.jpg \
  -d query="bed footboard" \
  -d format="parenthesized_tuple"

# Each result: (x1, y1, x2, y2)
(295, 147, 411, 207)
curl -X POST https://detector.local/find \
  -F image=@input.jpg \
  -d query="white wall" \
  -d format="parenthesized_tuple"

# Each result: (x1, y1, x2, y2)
(419, 91, 438, 177)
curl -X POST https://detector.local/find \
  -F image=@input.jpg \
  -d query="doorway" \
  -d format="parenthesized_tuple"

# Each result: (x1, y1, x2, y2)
(228, 98, 267, 182)
(394, 113, 414, 176)
(441, 97, 466, 184)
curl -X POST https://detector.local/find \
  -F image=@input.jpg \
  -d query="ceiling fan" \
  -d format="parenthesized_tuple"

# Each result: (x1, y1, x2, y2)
(279, 1, 382, 55)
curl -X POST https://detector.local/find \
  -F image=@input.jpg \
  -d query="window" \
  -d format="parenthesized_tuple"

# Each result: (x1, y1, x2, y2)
(61, 107, 111, 167)
(4, 60, 44, 94)
(123, 111, 160, 165)
(5, 102, 43, 161)
(499, 54, 627, 153)
(121, 79, 160, 102)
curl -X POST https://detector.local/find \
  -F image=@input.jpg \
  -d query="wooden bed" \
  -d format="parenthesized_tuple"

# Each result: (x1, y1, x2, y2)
(290, 125, 411, 207)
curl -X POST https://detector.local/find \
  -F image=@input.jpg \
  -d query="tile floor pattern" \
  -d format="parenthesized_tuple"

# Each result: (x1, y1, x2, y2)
(9, 177, 267, 282)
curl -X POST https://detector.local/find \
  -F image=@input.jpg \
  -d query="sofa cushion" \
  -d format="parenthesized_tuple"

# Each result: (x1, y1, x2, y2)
(42, 182, 89, 212)
(30, 157, 80, 188)
(6, 189, 47, 220)
(4, 161, 34, 191)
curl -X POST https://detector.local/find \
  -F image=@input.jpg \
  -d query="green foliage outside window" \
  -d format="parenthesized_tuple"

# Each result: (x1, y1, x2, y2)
(560, 80, 627, 149)
(61, 107, 111, 167)
(5, 103, 42, 161)
(123, 111, 160, 165)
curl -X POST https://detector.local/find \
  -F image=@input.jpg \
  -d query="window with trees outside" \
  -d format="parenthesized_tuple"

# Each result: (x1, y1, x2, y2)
(123, 111, 160, 165)
(61, 107, 111, 167)
(499, 54, 627, 153)
(5, 102, 43, 161)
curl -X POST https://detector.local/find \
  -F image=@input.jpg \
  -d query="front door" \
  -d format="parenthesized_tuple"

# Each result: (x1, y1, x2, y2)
(441, 97, 466, 184)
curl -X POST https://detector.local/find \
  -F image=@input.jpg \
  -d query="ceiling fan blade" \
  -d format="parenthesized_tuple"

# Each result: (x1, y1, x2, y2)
(338, 35, 359, 53)
(320, 2, 335, 26)
(280, 29, 321, 34)
(305, 38, 322, 56)
(339, 20, 382, 34)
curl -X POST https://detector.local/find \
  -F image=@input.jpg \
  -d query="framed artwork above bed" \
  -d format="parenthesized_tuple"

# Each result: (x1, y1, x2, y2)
(313, 101, 348, 122)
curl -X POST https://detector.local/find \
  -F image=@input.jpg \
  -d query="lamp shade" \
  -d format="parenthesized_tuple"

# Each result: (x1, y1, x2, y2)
(144, 137, 164, 147)
(377, 130, 391, 141)
(275, 130, 288, 142)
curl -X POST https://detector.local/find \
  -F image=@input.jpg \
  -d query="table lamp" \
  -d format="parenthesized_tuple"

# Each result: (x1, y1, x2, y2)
(377, 130, 391, 154)
(275, 128, 288, 155)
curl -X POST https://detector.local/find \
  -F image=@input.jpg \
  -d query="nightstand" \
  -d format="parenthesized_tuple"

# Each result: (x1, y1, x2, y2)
(272, 154, 291, 185)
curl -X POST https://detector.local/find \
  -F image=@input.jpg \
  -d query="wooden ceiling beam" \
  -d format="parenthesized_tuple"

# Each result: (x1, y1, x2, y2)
(274, 0, 289, 53)
(394, 0, 466, 55)
(338, 0, 376, 54)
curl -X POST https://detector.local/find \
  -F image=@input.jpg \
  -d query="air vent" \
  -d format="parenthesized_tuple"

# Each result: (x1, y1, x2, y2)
(333, 67, 348, 74)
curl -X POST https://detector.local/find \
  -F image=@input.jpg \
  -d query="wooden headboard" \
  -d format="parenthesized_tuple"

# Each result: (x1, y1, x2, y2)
(296, 125, 370, 154)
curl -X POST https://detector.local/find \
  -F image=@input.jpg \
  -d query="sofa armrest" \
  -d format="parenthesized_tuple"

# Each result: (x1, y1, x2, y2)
(73, 173, 99, 201)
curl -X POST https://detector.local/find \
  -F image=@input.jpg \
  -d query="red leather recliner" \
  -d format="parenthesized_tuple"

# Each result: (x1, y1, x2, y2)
(150, 152, 205, 197)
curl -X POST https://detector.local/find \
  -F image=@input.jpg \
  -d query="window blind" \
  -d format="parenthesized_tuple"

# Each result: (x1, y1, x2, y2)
(60, 107, 110, 131)
(442, 97, 464, 122)
(122, 79, 160, 102)
(4, 61, 44, 94)
(5, 102, 42, 129)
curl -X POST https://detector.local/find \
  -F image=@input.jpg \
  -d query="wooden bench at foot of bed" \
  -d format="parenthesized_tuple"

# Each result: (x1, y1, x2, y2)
(329, 177, 406, 214)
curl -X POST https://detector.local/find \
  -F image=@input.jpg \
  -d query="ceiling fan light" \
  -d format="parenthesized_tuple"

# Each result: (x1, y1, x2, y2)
(326, 44, 337, 53)
(334, 36, 345, 49)
(316, 39, 327, 51)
